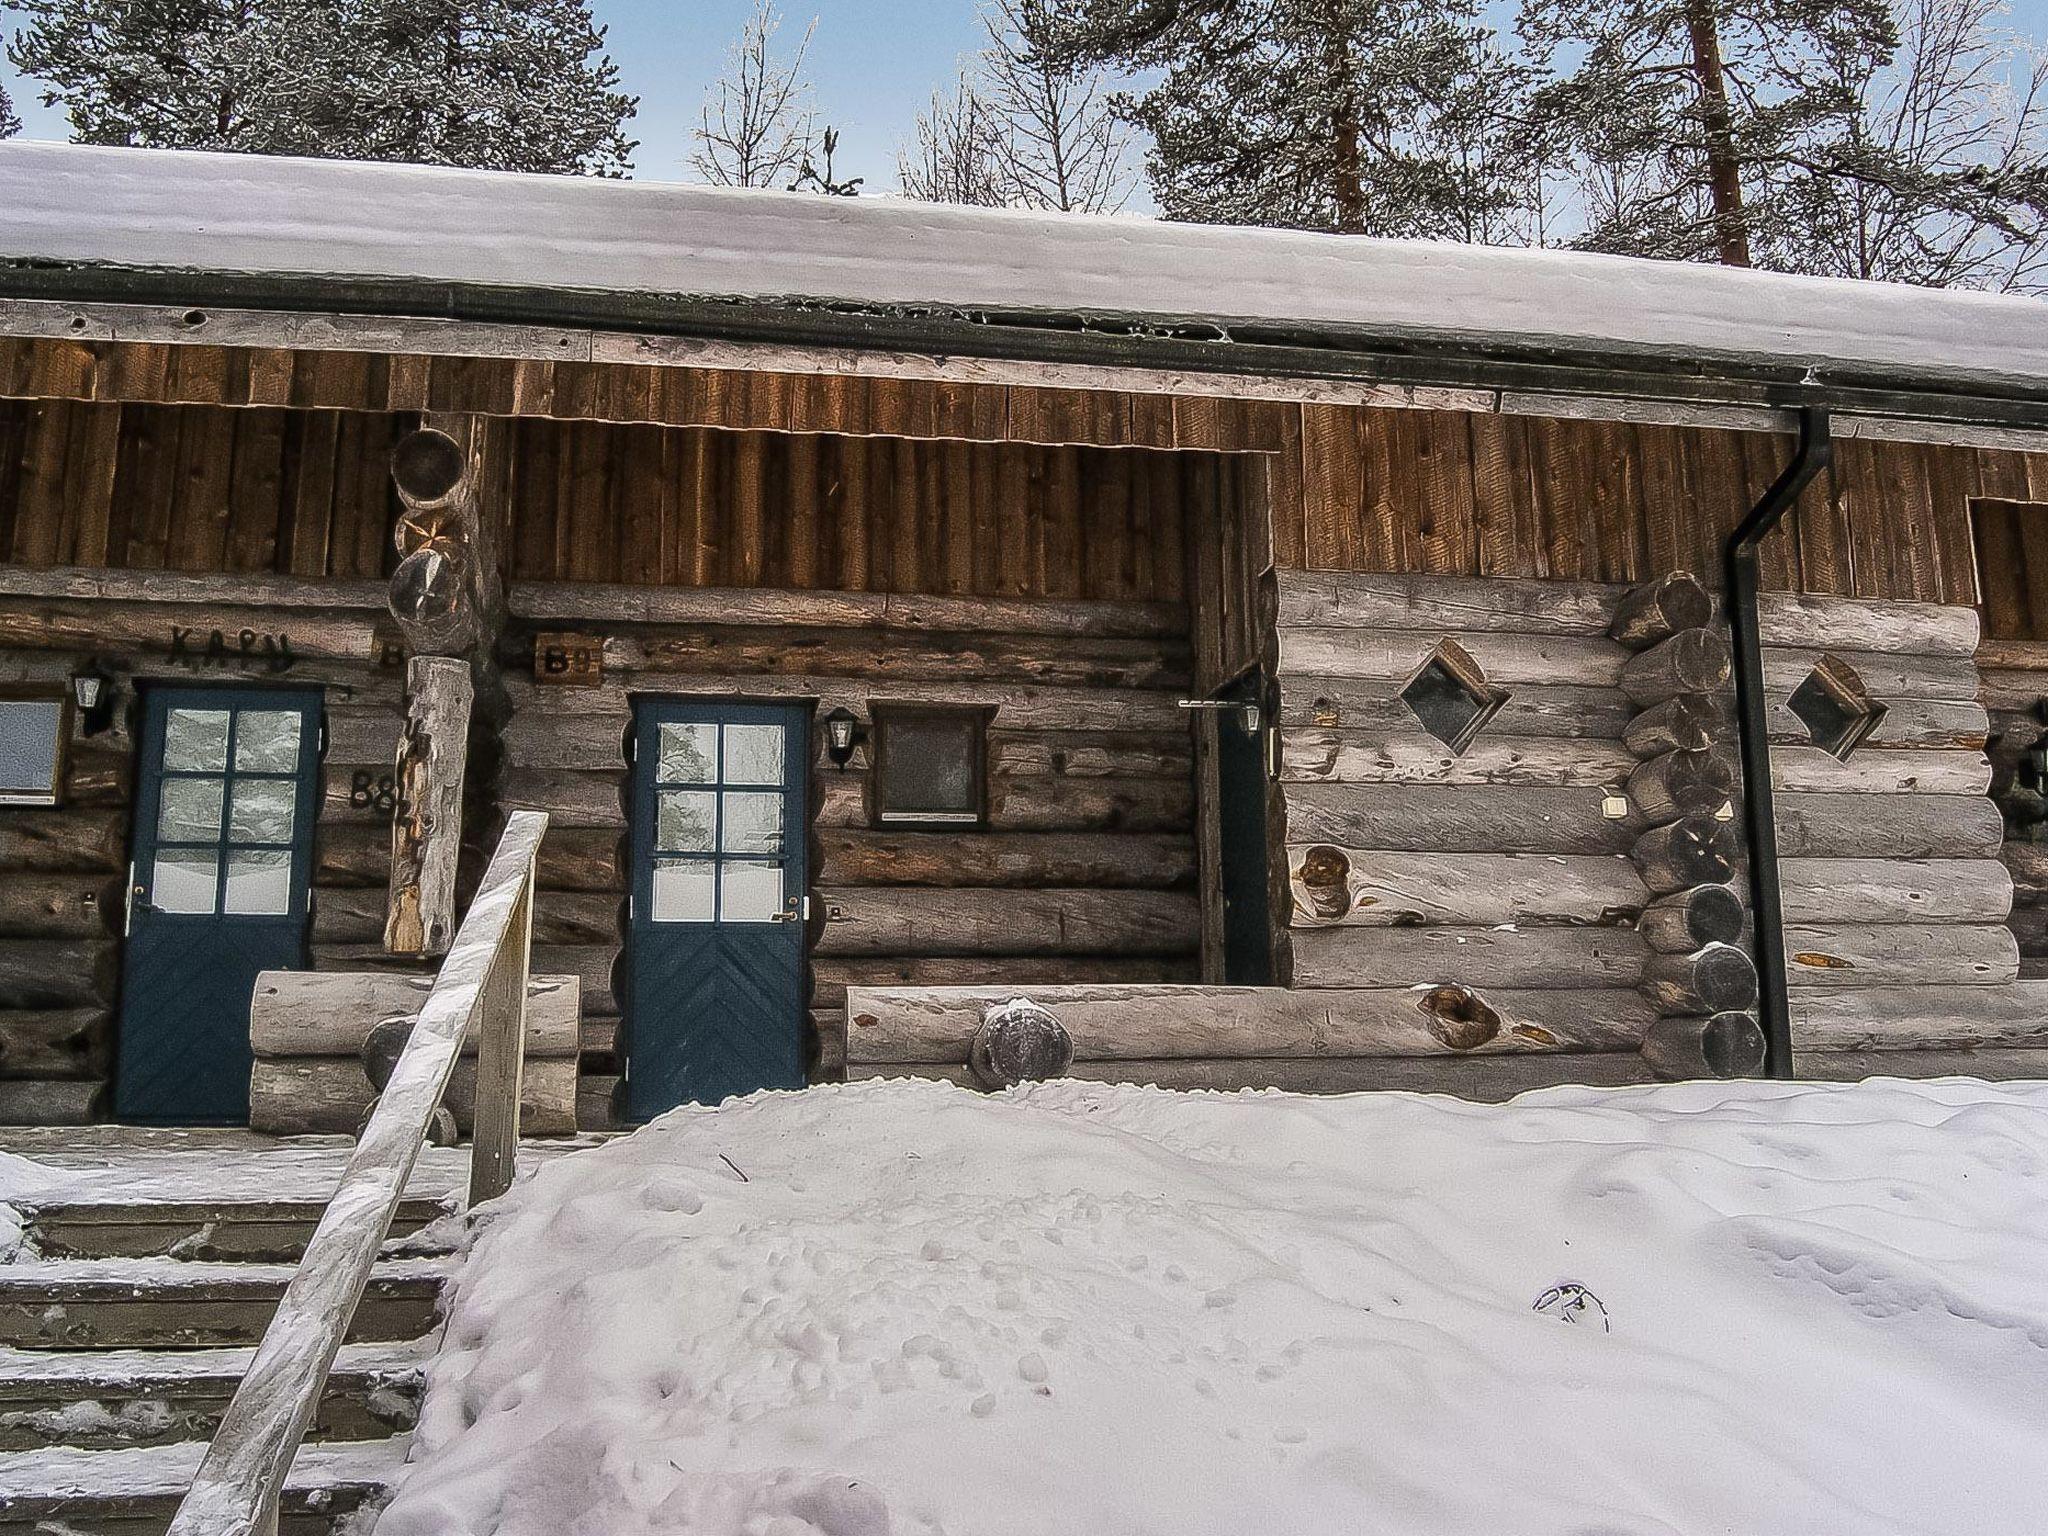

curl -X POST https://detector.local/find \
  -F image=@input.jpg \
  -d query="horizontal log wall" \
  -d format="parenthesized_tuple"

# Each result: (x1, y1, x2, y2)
(1978, 641, 2048, 1079)
(1274, 569, 1655, 1091)
(508, 578, 1204, 1115)
(0, 570, 411, 1123)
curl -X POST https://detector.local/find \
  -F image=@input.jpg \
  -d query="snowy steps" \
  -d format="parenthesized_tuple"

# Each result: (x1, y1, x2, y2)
(0, 1196, 456, 1532)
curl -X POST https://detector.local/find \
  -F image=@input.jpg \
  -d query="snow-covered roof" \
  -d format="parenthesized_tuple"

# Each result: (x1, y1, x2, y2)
(3, 140, 2047, 407)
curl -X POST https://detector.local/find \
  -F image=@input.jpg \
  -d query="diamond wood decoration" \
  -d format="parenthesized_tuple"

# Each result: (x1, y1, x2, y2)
(1787, 654, 1888, 761)
(1399, 638, 1511, 755)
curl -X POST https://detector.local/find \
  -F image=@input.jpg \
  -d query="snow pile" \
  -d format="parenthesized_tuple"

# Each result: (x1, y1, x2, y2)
(380, 1077, 2048, 1536)
(0, 1149, 77, 1260)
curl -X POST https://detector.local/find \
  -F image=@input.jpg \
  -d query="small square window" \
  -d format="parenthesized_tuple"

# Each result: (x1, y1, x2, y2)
(0, 695, 73, 806)
(1788, 654, 1887, 761)
(871, 705, 990, 827)
(1399, 639, 1510, 755)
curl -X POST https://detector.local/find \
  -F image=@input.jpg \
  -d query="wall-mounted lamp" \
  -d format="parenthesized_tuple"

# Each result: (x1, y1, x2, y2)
(823, 707, 867, 769)
(71, 663, 115, 736)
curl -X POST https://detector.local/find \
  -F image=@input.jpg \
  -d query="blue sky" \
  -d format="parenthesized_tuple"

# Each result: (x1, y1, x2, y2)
(5, 0, 2047, 194)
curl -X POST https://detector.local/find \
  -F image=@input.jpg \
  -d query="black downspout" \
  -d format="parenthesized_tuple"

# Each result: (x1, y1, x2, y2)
(1725, 406, 1832, 1079)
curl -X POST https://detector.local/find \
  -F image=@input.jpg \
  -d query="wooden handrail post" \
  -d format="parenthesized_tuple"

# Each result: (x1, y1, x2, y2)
(467, 873, 533, 1206)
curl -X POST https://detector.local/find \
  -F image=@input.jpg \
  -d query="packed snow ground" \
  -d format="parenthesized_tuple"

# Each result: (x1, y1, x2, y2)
(380, 1077, 2048, 1536)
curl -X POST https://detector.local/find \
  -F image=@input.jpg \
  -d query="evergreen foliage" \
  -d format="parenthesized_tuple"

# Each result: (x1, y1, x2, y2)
(5, 0, 637, 174)
(0, 78, 17, 139)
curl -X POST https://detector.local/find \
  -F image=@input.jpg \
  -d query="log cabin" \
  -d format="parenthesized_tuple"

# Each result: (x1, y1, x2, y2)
(2, 139, 2047, 1132)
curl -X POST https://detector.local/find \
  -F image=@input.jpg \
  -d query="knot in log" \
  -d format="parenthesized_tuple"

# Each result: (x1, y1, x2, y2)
(1297, 845, 1352, 919)
(1418, 985, 1502, 1051)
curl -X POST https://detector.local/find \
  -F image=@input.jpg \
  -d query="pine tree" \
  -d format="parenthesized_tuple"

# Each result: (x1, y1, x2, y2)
(5, 0, 637, 174)
(0, 78, 18, 139)
(1520, 0, 1898, 266)
(1048, 0, 1537, 237)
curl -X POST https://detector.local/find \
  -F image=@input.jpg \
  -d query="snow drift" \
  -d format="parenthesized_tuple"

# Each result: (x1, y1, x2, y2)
(379, 1077, 2048, 1536)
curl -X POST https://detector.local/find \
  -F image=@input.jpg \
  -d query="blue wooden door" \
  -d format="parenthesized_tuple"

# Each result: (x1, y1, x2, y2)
(116, 687, 322, 1124)
(626, 699, 809, 1119)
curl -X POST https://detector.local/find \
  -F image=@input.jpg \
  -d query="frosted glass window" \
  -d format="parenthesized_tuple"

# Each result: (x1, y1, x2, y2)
(720, 860, 783, 922)
(651, 859, 715, 922)
(233, 711, 302, 773)
(722, 724, 783, 785)
(657, 791, 717, 853)
(163, 709, 230, 772)
(229, 779, 296, 845)
(721, 792, 783, 856)
(0, 699, 64, 804)
(152, 850, 219, 913)
(159, 777, 224, 842)
(658, 723, 717, 785)
(223, 849, 292, 915)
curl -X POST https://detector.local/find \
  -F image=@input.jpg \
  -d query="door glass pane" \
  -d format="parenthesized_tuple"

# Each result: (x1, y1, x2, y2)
(229, 779, 296, 845)
(657, 723, 717, 785)
(723, 724, 784, 785)
(651, 858, 715, 921)
(152, 849, 219, 913)
(163, 709, 230, 772)
(158, 777, 224, 842)
(234, 710, 302, 773)
(223, 849, 293, 915)
(721, 792, 784, 855)
(720, 860, 783, 922)
(657, 790, 717, 853)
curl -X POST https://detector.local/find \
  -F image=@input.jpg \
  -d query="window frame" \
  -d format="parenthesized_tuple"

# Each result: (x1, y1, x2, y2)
(868, 702, 993, 830)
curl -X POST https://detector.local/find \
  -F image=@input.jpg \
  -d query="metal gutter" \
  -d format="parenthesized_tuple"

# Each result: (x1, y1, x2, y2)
(5, 263, 2048, 435)
(1726, 406, 1832, 1079)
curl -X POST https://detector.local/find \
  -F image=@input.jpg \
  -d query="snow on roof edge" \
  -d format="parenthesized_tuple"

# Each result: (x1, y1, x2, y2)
(4, 140, 2047, 402)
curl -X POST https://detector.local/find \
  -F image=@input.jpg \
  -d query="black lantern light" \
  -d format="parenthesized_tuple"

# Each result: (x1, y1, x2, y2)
(70, 662, 115, 736)
(823, 707, 866, 769)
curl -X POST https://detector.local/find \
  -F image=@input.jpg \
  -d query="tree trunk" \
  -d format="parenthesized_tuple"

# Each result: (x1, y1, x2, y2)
(1683, 0, 1754, 267)
(385, 656, 473, 958)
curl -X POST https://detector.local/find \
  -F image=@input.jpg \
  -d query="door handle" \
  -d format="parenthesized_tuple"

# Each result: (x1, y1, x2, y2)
(768, 895, 810, 923)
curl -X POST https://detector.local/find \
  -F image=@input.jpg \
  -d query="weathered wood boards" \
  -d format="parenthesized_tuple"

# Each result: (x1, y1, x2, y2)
(384, 657, 472, 957)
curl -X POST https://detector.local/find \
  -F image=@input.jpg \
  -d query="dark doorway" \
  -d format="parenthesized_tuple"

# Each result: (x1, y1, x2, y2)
(625, 698, 810, 1119)
(116, 686, 322, 1123)
(1215, 673, 1274, 985)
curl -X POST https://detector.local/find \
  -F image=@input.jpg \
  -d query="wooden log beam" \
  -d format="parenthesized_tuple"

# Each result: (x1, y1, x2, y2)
(0, 940, 117, 1008)
(1769, 698, 1987, 752)
(0, 875, 121, 939)
(0, 598, 383, 664)
(1277, 629, 1627, 688)
(1780, 857, 2013, 925)
(1620, 630, 1731, 705)
(843, 983, 1656, 1064)
(816, 829, 1196, 889)
(1290, 925, 1647, 989)
(0, 1008, 111, 1079)
(513, 580, 1188, 640)
(601, 627, 1189, 692)
(1623, 695, 1725, 757)
(1284, 846, 1648, 929)
(1760, 648, 1979, 703)
(1768, 746, 1990, 796)
(248, 1056, 577, 1137)
(1638, 884, 1745, 953)
(813, 955, 1198, 1010)
(1276, 679, 1634, 740)
(1782, 923, 2018, 988)
(1283, 783, 1634, 855)
(0, 813, 132, 875)
(1789, 980, 2048, 1050)
(0, 1078, 105, 1125)
(1274, 570, 1618, 637)
(1795, 1046, 2048, 1082)
(814, 888, 1200, 959)
(248, 971, 580, 1058)
(384, 657, 473, 958)
(1754, 593, 1979, 657)
(848, 1054, 1655, 1098)
(819, 775, 1194, 835)
(1771, 792, 2004, 859)
(1278, 731, 1636, 788)
(1625, 748, 1734, 823)
(1610, 573, 1713, 649)
(1630, 814, 1737, 894)
(1641, 1011, 1765, 1080)
(1642, 942, 1759, 1014)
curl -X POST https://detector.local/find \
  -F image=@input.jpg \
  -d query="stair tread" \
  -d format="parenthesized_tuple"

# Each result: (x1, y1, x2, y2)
(0, 1256, 451, 1294)
(0, 1432, 408, 1501)
(18, 1197, 449, 1220)
(0, 1338, 432, 1389)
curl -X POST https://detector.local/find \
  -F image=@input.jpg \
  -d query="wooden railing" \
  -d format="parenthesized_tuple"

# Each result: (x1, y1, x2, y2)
(167, 809, 548, 1536)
